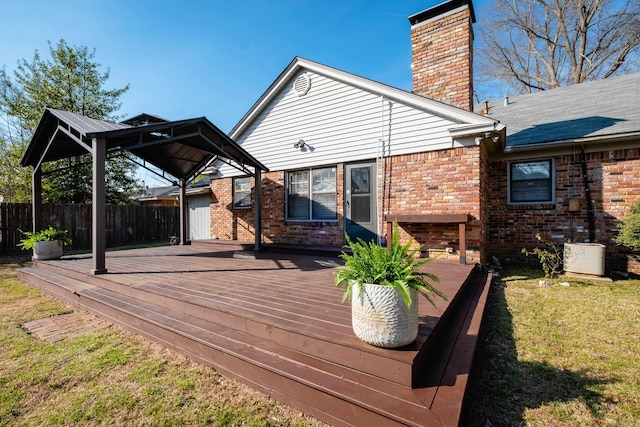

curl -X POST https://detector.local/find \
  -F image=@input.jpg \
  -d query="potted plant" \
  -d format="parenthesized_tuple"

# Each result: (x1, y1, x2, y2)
(18, 226, 72, 260)
(335, 222, 446, 348)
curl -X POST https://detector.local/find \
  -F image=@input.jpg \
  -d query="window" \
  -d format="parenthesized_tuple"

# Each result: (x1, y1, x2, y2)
(287, 166, 337, 220)
(233, 177, 252, 209)
(509, 159, 554, 204)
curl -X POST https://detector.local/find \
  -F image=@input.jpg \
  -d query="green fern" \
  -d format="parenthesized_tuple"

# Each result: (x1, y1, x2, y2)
(335, 222, 445, 308)
(18, 226, 72, 250)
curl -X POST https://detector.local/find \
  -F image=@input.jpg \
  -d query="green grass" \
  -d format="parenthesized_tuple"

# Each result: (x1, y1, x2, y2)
(461, 264, 640, 426)
(0, 256, 325, 427)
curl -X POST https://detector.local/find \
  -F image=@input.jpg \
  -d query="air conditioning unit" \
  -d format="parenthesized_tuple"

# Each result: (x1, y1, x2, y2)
(564, 243, 606, 276)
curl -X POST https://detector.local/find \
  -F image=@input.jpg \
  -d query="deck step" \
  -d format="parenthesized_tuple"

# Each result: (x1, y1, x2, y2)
(23, 260, 465, 388)
(19, 266, 451, 427)
(18, 247, 490, 427)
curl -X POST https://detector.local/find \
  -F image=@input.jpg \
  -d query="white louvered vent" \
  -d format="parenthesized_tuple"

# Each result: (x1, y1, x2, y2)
(294, 74, 311, 97)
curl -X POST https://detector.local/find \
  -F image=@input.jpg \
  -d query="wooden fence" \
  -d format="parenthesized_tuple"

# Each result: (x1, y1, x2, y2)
(0, 203, 180, 253)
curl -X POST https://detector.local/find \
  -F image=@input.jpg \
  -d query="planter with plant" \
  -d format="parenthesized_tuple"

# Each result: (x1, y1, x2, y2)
(18, 226, 72, 260)
(335, 222, 446, 348)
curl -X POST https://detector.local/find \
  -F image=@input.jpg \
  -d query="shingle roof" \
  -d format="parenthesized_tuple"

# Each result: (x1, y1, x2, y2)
(482, 72, 640, 147)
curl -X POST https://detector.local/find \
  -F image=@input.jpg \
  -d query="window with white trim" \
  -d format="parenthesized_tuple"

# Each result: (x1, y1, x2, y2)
(509, 159, 554, 204)
(233, 177, 252, 209)
(287, 166, 337, 220)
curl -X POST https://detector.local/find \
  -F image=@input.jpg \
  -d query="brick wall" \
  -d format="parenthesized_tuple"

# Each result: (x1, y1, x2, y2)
(411, 6, 474, 111)
(487, 148, 640, 275)
(210, 170, 345, 246)
(382, 146, 484, 263)
(209, 146, 485, 261)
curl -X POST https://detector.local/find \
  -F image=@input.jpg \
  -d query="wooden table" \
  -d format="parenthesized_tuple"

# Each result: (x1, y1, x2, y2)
(384, 214, 470, 264)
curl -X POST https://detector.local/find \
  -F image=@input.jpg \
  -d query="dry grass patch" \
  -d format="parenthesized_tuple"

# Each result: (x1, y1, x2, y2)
(462, 264, 640, 426)
(0, 256, 326, 427)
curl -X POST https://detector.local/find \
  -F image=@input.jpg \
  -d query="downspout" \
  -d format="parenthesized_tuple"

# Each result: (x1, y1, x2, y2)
(579, 145, 596, 242)
(377, 96, 385, 246)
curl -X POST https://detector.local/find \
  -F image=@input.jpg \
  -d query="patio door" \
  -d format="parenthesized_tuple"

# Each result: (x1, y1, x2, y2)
(345, 161, 377, 243)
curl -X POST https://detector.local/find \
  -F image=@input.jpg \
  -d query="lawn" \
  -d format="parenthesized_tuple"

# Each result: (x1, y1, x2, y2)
(2, 255, 638, 426)
(0, 255, 325, 427)
(461, 264, 640, 426)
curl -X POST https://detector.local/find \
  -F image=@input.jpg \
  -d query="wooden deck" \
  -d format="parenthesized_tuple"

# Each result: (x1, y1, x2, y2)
(17, 241, 491, 427)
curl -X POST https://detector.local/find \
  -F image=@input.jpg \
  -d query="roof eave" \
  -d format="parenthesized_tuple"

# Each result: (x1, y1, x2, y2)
(230, 57, 497, 140)
(493, 131, 640, 160)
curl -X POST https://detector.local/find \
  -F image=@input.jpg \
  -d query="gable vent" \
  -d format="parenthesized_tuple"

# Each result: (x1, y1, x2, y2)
(294, 74, 311, 97)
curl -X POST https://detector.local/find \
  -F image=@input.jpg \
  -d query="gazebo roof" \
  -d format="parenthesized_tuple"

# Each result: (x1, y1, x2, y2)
(21, 107, 268, 179)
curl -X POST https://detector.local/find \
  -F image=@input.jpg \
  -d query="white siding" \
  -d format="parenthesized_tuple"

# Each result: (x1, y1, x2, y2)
(188, 195, 211, 240)
(219, 70, 459, 177)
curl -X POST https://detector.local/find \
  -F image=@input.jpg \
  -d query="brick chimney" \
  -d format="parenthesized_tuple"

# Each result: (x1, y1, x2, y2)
(409, 0, 475, 111)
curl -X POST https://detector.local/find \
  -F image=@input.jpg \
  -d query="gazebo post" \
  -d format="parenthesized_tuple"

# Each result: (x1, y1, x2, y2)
(254, 168, 262, 251)
(179, 178, 190, 245)
(32, 167, 43, 233)
(91, 137, 107, 275)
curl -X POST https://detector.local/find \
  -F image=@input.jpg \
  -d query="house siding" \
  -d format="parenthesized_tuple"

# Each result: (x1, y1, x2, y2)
(487, 147, 640, 275)
(218, 71, 460, 178)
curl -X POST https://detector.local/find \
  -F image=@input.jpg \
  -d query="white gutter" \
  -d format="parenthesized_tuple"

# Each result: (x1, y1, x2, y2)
(503, 131, 640, 153)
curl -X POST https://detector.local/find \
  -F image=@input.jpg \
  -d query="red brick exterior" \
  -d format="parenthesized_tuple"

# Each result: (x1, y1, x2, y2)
(210, 170, 345, 246)
(487, 147, 640, 275)
(411, 7, 474, 111)
(210, 145, 488, 263)
(381, 146, 485, 263)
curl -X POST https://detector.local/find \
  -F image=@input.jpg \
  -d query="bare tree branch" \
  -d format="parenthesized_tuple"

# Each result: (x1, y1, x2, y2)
(476, 0, 640, 100)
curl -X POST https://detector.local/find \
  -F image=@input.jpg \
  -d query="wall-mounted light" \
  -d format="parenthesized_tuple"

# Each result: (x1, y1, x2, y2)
(483, 132, 500, 144)
(293, 139, 306, 149)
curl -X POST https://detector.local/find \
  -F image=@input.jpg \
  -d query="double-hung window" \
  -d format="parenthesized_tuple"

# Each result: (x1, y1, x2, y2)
(287, 166, 337, 220)
(233, 177, 252, 209)
(509, 159, 554, 204)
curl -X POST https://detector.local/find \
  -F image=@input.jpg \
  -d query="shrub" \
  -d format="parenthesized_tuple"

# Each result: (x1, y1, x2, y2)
(616, 199, 640, 253)
(521, 233, 564, 279)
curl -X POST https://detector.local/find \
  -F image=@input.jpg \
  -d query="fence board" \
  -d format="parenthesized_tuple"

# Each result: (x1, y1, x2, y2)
(0, 203, 179, 253)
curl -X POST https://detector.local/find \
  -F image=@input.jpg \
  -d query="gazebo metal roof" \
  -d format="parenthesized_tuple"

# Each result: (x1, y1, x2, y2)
(21, 107, 268, 180)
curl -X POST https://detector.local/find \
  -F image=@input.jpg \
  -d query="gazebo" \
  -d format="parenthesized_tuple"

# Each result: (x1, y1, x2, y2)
(21, 107, 268, 274)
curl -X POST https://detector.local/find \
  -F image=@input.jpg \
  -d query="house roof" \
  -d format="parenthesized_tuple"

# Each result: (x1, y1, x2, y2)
(230, 57, 500, 141)
(132, 185, 178, 202)
(483, 72, 640, 148)
(132, 180, 211, 202)
(21, 107, 268, 179)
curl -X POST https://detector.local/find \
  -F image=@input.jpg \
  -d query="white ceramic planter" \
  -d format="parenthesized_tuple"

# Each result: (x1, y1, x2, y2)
(32, 240, 63, 260)
(351, 283, 419, 348)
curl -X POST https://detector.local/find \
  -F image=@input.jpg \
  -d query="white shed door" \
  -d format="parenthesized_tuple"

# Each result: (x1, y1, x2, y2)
(188, 195, 211, 240)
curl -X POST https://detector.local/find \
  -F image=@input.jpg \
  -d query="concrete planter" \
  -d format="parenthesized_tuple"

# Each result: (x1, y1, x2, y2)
(32, 240, 64, 260)
(564, 242, 606, 276)
(351, 283, 419, 348)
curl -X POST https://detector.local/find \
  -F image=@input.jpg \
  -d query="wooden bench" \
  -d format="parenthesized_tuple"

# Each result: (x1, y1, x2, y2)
(385, 214, 471, 264)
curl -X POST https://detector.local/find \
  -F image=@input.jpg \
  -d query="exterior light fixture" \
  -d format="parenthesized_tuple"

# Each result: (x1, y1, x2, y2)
(293, 139, 306, 149)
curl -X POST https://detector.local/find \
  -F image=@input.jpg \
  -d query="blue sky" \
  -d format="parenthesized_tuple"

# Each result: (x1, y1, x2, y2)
(1, 0, 492, 131)
(1, 0, 490, 185)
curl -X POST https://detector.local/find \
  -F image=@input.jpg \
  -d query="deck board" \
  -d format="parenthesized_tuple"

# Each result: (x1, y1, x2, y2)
(18, 241, 489, 427)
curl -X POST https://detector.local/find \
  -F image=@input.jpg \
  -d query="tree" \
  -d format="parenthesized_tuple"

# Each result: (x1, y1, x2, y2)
(0, 39, 138, 204)
(475, 0, 640, 99)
